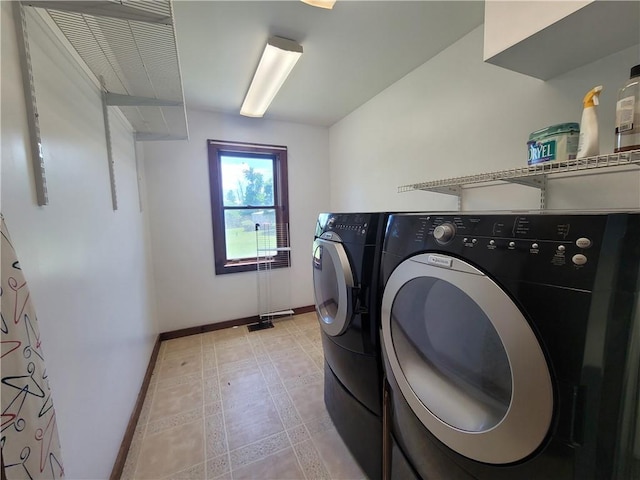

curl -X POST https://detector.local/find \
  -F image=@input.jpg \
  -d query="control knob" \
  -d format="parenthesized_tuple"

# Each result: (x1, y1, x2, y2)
(433, 223, 456, 244)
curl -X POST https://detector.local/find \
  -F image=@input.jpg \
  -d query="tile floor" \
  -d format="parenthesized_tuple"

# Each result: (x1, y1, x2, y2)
(121, 312, 368, 479)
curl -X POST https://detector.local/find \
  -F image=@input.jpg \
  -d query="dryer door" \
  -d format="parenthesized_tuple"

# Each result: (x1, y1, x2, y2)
(381, 253, 553, 465)
(313, 233, 355, 336)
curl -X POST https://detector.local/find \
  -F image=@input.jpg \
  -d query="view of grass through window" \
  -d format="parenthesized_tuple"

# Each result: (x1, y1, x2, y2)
(221, 155, 277, 260)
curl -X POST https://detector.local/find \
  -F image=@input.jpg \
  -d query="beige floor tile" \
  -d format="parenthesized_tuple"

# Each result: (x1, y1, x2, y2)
(272, 351, 319, 381)
(204, 376, 222, 405)
(158, 352, 203, 380)
(149, 380, 204, 421)
(164, 335, 203, 354)
(268, 344, 306, 361)
(305, 413, 335, 436)
(211, 474, 232, 480)
(292, 312, 318, 326)
(147, 407, 203, 435)
(219, 367, 267, 405)
(283, 371, 323, 391)
(231, 446, 305, 480)
(229, 431, 291, 469)
(205, 400, 222, 417)
(288, 381, 328, 423)
(251, 342, 268, 357)
(215, 337, 251, 351)
(215, 344, 255, 365)
(262, 334, 300, 355)
(312, 427, 367, 480)
(224, 396, 285, 450)
(267, 381, 287, 397)
(203, 350, 217, 370)
(206, 453, 230, 479)
(162, 344, 203, 362)
(157, 372, 202, 392)
(201, 331, 217, 344)
(272, 392, 303, 429)
(205, 413, 228, 459)
(299, 328, 322, 344)
(135, 420, 204, 479)
(258, 360, 281, 384)
(218, 357, 258, 374)
(162, 461, 206, 479)
(293, 439, 331, 480)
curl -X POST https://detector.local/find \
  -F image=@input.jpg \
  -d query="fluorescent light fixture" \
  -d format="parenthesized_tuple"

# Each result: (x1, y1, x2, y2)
(301, 0, 336, 9)
(240, 36, 303, 118)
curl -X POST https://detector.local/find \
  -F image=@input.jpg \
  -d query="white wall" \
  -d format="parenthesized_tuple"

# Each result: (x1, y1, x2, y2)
(329, 26, 640, 213)
(1, 4, 158, 478)
(142, 109, 330, 333)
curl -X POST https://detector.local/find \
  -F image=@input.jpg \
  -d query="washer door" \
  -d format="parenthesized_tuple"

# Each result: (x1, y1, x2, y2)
(313, 233, 355, 336)
(381, 253, 553, 465)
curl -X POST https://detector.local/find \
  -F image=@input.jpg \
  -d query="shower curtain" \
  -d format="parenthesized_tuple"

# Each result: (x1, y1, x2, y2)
(1, 215, 64, 479)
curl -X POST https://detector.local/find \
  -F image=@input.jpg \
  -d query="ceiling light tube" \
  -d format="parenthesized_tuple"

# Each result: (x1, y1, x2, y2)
(301, 0, 336, 9)
(240, 36, 303, 118)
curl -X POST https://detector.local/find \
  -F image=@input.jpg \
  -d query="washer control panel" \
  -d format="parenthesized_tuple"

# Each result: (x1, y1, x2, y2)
(316, 212, 382, 245)
(383, 213, 613, 290)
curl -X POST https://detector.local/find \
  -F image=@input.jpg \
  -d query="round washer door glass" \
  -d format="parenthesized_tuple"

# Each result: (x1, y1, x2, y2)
(381, 253, 553, 464)
(313, 234, 354, 336)
(392, 276, 512, 432)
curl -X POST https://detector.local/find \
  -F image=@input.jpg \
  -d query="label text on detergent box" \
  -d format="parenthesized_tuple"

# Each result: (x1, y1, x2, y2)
(528, 140, 556, 164)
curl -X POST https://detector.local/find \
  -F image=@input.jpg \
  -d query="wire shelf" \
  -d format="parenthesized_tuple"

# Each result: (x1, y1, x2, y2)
(398, 149, 640, 194)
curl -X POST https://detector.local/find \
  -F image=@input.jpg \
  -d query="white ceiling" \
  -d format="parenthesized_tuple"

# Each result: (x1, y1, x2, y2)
(172, 1, 485, 127)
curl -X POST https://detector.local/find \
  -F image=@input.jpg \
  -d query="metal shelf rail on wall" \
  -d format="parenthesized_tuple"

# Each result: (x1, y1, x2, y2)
(251, 222, 293, 332)
(397, 149, 640, 210)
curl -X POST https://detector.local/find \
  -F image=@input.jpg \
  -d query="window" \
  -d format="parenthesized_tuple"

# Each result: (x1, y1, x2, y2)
(207, 140, 290, 275)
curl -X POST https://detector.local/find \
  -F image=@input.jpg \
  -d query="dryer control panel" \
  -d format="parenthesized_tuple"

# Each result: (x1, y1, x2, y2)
(383, 212, 639, 291)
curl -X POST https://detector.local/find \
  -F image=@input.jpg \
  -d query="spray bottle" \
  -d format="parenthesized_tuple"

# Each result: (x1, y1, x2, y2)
(577, 85, 603, 159)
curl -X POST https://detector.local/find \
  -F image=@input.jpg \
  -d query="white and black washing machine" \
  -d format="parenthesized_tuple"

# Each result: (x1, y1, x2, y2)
(380, 211, 640, 480)
(313, 212, 388, 480)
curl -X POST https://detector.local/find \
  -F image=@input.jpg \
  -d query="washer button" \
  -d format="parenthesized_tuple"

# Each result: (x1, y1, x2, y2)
(489, 240, 496, 246)
(509, 241, 516, 248)
(572, 254, 588, 265)
(557, 245, 566, 252)
(576, 237, 592, 249)
(472, 239, 477, 244)
(532, 243, 539, 249)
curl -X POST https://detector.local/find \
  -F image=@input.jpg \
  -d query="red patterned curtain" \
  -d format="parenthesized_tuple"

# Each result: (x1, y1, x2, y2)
(1, 216, 64, 479)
